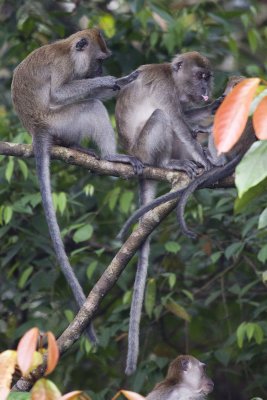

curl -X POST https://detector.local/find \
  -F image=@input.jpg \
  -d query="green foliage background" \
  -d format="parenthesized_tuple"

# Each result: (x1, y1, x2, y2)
(0, 0, 267, 399)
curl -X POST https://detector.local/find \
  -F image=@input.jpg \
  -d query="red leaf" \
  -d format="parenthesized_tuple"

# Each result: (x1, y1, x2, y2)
(45, 331, 59, 376)
(214, 78, 260, 153)
(17, 327, 39, 376)
(60, 391, 83, 400)
(112, 390, 145, 400)
(253, 96, 267, 139)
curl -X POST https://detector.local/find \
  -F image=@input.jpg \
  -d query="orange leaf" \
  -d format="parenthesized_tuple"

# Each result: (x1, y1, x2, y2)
(31, 378, 61, 400)
(61, 390, 84, 400)
(253, 96, 267, 139)
(17, 327, 39, 376)
(214, 78, 260, 153)
(112, 390, 145, 400)
(0, 350, 17, 400)
(45, 331, 59, 375)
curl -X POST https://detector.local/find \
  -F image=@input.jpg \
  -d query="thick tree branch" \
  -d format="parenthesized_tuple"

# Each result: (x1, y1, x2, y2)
(0, 141, 235, 187)
(12, 191, 182, 392)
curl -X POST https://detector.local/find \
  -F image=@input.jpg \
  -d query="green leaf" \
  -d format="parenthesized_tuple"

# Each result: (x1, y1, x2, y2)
(108, 187, 121, 211)
(8, 393, 30, 399)
(246, 322, 255, 341)
(83, 184, 94, 197)
(168, 273, 176, 289)
(165, 299, 191, 322)
(145, 279, 156, 318)
(253, 324, 264, 345)
(119, 190, 134, 214)
(64, 309, 74, 323)
(262, 271, 267, 286)
(164, 241, 181, 254)
(258, 207, 267, 229)
(5, 157, 14, 182)
(86, 260, 97, 280)
(234, 177, 267, 214)
(18, 159, 28, 180)
(235, 141, 267, 197)
(225, 242, 244, 260)
(257, 244, 267, 264)
(73, 224, 93, 243)
(236, 322, 246, 348)
(52, 193, 58, 212)
(58, 192, 67, 215)
(3, 206, 13, 224)
(18, 266, 33, 288)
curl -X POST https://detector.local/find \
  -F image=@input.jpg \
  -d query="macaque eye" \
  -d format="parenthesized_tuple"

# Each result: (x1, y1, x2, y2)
(75, 38, 88, 51)
(176, 61, 183, 70)
(196, 71, 211, 81)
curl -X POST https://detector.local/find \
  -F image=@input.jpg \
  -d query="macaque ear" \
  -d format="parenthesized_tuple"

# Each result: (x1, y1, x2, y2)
(172, 61, 183, 72)
(75, 38, 89, 51)
(180, 358, 190, 371)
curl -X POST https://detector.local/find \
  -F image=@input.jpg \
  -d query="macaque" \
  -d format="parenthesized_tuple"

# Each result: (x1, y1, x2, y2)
(115, 51, 215, 374)
(118, 76, 256, 240)
(146, 355, 214, 400)
(11, 28, 141, 341)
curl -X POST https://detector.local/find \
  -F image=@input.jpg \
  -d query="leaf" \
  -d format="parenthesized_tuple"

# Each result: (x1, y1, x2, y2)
(258, 207, 267, 229)
(253, 96, 267, 139)
(145, 279, 156, 318)
(29, 352, 43, 372)
(45, 332, 59, 376)
(235, 141, 267, 197)
(0, 350, 17, 400)
(5, 158, 14, 183)
(18, 266, 33, 289)
(17, 327, 39, 376)
(73, 225, 93, 243)
(119, 191, 134, 214)
(112, 390, 145, 400)
(165, 299, 191, 322)
(236, 322, 246, 348)
(225, 242, 244, 260)
(234, 177, 267, 214)
(257, 244, 267, 264)
(7, 393, 31, 399)
(31, 378, 61, 400)
(246, 322, 255, 341)
(214, 78, 260, 153)
(18, 160, 28, 180)
(168, 273, 176, 289)
(58, 193, 67, 215)
(3, 206, 13, 225)
(164, 241, 181, 254)
(60, 391, 84, 400)
(253, 324, 264, 345)
(108, 187, 121, 211)
(262, 271, 267, 286)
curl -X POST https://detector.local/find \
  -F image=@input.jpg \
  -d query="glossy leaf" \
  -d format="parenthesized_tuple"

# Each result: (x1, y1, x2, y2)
(60, 391, 83, 400)
(17, 327, 39, 376)
(253, 96, 267, 139)
(145, 279, 156, 319)
(214, 78, 260, 154)
(165, 299, 191, 322)
(45, 332, 59, 376)
(31, 379, 61, 400)
(112, 390, 145, 400)
(73, 225, 93, 243)
(0, 350, 17, 400)
(235, 141, 267, 197)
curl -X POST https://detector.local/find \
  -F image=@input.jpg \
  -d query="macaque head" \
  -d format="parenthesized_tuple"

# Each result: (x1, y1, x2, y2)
(167, 355, 214, 395)
(69, 28, 112, 78)
(171, 52, 213, 105)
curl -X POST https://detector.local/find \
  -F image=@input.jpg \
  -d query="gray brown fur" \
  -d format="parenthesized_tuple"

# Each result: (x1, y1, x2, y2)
(11, 28, 141, 342)
(115, 52, 213, 374)
(146, 355, 214, 400)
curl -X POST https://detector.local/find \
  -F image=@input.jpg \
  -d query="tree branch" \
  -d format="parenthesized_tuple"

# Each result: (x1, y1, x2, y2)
(12, 191, 182, 392)
(0, 141, 235, 187)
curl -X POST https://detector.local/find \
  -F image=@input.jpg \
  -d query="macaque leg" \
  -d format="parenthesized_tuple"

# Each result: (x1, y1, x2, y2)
(49, 100, 143, 174)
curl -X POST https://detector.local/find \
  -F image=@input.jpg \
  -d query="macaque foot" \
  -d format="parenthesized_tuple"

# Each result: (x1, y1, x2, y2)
(165, 159, 199, 179)
(104, 153, 144, 175)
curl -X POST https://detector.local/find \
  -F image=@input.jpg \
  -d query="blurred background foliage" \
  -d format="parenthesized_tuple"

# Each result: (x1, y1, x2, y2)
(0, 0, 267, 399)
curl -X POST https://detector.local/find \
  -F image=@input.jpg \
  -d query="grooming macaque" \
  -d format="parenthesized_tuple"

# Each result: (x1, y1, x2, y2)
(119, 76, 256, 240)
(115, 51, 214, 374)
(11, 28, 141, 341)
(146, 355, 214, 400)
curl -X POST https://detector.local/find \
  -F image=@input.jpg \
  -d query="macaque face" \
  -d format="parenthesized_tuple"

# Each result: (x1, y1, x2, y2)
(183, 360, 214, 395)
